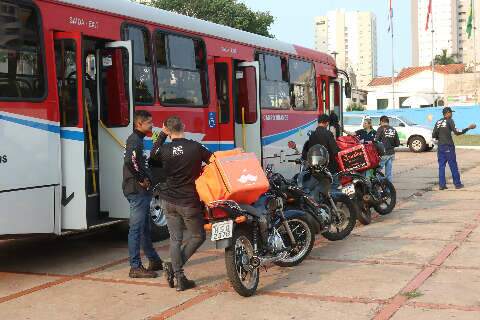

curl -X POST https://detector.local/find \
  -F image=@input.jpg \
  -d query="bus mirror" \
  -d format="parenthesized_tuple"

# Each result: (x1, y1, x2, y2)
(345, 82, 352, 98)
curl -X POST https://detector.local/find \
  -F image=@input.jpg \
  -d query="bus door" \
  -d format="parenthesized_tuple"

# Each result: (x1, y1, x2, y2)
(54, 32, 89, 230)
(213, 57, 234, 151)
(233, 62, 262, 160)
(97, 41, 133, 220)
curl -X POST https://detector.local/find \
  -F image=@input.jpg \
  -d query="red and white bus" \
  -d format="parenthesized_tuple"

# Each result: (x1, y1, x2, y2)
(0, 0, 350, 237)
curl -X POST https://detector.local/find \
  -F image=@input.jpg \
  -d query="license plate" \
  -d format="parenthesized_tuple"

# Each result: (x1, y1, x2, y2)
(211, 220, 233, 241)
(342, 184, 356, 196)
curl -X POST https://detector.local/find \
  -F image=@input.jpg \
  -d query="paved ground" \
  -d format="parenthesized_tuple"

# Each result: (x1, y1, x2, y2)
(1, 149, 480, 320)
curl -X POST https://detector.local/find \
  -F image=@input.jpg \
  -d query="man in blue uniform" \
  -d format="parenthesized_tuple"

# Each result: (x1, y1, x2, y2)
(432, 107, 476, 190)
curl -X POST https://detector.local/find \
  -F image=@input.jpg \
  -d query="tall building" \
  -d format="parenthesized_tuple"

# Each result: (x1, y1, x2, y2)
(412, 0, 480, 69)
(314, 10, 378, 89)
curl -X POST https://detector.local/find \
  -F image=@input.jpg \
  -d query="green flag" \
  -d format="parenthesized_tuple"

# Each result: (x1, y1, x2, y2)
(467, 0, 473, 39)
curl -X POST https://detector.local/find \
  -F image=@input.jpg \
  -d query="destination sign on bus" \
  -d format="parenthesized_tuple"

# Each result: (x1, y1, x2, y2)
(68, 16, 99, 30)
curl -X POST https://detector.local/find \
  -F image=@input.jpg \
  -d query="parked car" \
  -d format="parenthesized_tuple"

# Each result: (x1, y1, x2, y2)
(343, 114, 435, 152)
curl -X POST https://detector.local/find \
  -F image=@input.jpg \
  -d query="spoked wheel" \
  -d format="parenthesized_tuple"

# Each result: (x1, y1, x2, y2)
(225, 228, 259, 297)
(322, 195, 357, 241)
(275, 216, 315, 267)
(149, 195, 169, 241)
(373, 179, 396, 215)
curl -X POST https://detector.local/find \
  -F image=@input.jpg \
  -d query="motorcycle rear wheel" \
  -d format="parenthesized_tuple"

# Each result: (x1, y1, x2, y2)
(225, 227, 259, 297)
(274, 216, 315, 267)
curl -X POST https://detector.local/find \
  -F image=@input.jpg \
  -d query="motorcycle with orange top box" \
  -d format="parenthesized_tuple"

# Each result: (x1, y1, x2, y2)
(196, 149, 315, 297)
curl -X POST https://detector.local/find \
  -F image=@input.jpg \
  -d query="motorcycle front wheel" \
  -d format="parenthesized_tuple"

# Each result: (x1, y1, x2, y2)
(322, 195, 357, 241)
(274, 216, 315, 268)
(225, 227, 259, 297)
(373, 179, 396, 215)
(356, 199, 372, 225)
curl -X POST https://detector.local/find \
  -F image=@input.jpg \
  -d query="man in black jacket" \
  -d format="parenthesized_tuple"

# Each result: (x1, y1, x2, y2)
(375, 115, 400, 182)
(150, 116, 212, 291)
(302, 114, 340, 173)
(123, 110, 163, 278)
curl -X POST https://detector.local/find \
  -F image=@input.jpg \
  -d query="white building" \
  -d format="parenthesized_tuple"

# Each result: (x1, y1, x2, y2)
(314, 10, 377, 89)
(366, 64, 465, 110)
(412, 0, 480, 68)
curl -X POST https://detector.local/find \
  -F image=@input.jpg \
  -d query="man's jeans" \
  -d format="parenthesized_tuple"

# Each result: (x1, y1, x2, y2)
(127, 193, 161, 268)
(380, 154, 395, 182)
(438, 144, 462, 187)
(163, 200, 206, 276)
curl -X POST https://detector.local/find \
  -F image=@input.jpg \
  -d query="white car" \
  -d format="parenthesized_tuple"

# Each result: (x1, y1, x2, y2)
(343, 114, 435, 152)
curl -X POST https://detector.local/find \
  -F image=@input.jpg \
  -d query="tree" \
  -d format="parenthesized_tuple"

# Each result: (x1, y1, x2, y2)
(433, 49, 456, 65)
(138, 0, 275, 38)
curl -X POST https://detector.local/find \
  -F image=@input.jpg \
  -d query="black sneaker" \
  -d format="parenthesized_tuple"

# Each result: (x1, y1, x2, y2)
(439, 185, 448, 190)
(455, 184, 465, 189)
(129, 266, 158, 278)
(147, 259, 163, 272)
(176, 274, 196, 292)
(163, 262, 174, 288)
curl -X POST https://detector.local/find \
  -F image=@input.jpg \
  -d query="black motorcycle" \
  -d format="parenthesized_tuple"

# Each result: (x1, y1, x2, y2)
(286, 158, 357, 241)
(337, 168, 396, 225)
(204, 170, 315, 297)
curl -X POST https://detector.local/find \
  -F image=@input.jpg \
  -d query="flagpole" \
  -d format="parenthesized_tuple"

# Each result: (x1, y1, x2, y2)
(392, 29, 395, 109)
(431, 2, 435, 107)
(473, 0, 477, 105)
(390, 1, 395, 109)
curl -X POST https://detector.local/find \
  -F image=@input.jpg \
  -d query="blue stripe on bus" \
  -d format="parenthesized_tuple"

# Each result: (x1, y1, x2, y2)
(0, 114, 85, 141)
(0, 113, 60, 134)
(262, 119, 316, 146)
(60, 129, 85, 141)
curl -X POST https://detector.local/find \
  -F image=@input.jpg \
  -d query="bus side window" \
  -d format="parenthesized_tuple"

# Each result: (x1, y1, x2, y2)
(333, 82, 341, 120)
(0, 2, 45, 100)
(258, 53, 289, 109)
(289, 59, 316, 111)
(54, 39, 78, 127)
(122, 24, 154, 105)
(235, 67, 257, 124)
(154, 32, 208, 106)
(100, 48, 130, 127)
(215, 63, 230, 124)
(321, 80, 327, 113)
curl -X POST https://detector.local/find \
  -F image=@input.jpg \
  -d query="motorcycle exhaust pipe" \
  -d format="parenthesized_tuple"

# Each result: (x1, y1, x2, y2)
(251, 252, 289, 268)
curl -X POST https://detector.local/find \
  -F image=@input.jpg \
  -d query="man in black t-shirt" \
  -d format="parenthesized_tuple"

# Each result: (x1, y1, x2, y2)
(150, 116, 212, 291)
(302, 114, 340, 173)
(432, 107, 476, 190)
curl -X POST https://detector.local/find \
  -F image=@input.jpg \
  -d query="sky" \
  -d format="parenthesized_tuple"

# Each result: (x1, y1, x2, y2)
(240, 0, 412, 77)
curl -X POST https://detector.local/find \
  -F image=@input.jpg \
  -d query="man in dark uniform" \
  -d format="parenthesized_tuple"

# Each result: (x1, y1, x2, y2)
(375, 116, 400, 182)
(150, 116, 212, 291)
(123, 110, 163, 279)
(432, 107, 476, 190)
(302, 114, 340, 173)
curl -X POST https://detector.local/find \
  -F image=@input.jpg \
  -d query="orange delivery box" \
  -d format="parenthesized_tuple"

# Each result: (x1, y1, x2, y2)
(195, 149, 270, 205)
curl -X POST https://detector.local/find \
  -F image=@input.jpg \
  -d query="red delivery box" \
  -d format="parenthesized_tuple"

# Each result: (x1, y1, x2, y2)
(195, 148, 270, 205)
(336, 142, 380, 172)
(337, 135, 361, 150)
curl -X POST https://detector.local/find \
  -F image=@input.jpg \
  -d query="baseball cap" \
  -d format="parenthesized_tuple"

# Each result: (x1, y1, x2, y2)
(442, 107, 455, 114)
